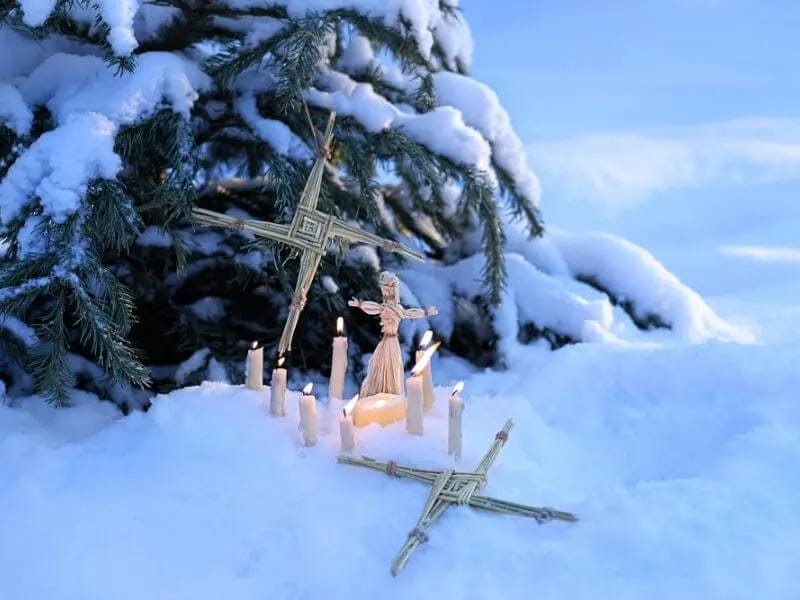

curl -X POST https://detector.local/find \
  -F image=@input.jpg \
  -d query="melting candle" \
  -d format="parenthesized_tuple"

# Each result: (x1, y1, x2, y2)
(339, 394, 358, 452)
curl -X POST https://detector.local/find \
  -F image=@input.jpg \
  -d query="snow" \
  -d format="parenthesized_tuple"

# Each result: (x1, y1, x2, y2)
(135, 225, 173, 248)
(309, 70, 492, 171)
(1, 335, 798, 599)
(20, 0, 139, 56)
(0, 83, 33, 135)
(337, 33, 375, 73)
(0, 314, 38, 346)
(174, 348, 212, 385)
(434, 72, 540, 205)
(0, 112, 120, 224)
(234, 93, 312, 160)
(189, 297, 226, 321)
(402, 252, 623, 359)
(551, 230, 752, 343)
(20, 53, 210, 125)
(18, 0, 58, 28)
(224, 0, 473, 69)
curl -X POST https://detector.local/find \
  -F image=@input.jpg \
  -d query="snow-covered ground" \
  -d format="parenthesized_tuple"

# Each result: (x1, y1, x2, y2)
(2, 187, 799, 599)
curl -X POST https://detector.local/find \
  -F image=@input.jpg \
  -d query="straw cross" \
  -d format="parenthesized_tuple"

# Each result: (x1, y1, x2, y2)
(338, 419, 578, 576)
(192, 112, 424, 356)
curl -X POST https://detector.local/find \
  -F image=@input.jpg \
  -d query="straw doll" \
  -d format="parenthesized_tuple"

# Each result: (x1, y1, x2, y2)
(349, 271, 437, 397)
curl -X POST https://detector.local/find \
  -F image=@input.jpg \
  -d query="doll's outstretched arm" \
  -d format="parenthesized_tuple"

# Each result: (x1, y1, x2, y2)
(348, 298, 383, 316)
(403, 306, 437, 319)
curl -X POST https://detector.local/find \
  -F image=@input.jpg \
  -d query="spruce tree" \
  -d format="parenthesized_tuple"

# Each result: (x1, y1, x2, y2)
(0, 1, 687, 406)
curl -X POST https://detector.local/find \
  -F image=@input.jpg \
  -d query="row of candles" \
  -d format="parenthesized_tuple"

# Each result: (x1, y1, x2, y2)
(245, 320, 465, 459)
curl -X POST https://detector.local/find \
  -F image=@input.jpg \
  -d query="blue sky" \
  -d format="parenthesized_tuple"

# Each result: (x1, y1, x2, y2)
(462, 0, 799, 248)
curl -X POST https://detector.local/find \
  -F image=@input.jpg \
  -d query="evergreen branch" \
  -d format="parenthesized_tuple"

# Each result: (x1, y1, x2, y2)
(331, 9, 429, 69)
(495, 166, 544, 237)
(68, 280, 150, 388)
(463, 171, 505, 304)
(28, 291, 74, 405)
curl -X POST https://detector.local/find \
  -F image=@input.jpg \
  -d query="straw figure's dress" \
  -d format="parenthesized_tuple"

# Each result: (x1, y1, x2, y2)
(349, 272, 436, 397)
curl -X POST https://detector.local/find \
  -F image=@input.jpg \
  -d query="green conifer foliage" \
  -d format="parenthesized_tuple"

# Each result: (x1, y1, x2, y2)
(0, 1, 546, 406)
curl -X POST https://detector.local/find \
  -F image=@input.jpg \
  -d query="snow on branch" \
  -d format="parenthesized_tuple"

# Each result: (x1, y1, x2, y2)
(400, 252, 618, 359)
(20, 52, 210, 126)
(234, 92, 312, 160)
(0, 83, 33, 135)
(433, 72, 540, 206)
(308, 69, 492, 170)
(0, 113, 120, 224)
(223, 0, 473, 68)
(19, 0, 140, 56)
(551, 231, 752, 343)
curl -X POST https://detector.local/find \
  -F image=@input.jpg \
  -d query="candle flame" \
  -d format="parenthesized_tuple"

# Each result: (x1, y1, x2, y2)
(411, 341, 441, 376)
(451, 381, 464, 396)
(302, 383, 313, 395)
(277, 356, 285, 368)
(251, 341, 258, 350)
(419, 330, 433, 349)
(336, 316, 344, 336)
(343, 394, 359, 417)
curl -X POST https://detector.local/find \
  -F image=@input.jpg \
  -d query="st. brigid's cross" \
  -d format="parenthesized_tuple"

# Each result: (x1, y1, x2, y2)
(338, 420, 578, 576)
(192, 113, 424, 356)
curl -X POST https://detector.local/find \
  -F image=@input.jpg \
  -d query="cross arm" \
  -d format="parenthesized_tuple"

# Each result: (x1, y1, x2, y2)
(192, 207, 295, 248)
(330, 220, 425, 262)
(337, 455, 578, 524)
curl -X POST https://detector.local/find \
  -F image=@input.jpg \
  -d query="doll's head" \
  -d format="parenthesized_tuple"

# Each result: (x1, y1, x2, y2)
(379, 271, 400, 303)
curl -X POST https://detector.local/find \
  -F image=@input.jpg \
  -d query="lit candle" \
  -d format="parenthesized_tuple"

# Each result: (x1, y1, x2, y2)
(270, 356, 287, 416)
(415, 331, 436, 411)
(246, 341, 263, 391)
(329, 317, 348, 400)
(299, 383, 318, 447)
(339, 394, 358, 452)
(406, 344, 438, 436)
(448, 382, 464, 461)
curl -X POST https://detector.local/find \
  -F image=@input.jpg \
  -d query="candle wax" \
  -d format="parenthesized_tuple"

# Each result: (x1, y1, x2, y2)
(270, 368, 287, 416)
(406, 375, 424, 435)
(299, 393, 318, 446)
(329, 336, 348, 400)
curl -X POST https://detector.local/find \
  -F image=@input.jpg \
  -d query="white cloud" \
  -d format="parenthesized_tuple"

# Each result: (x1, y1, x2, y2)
(528, 118, 800, 206)
(721, 245, 800, 264)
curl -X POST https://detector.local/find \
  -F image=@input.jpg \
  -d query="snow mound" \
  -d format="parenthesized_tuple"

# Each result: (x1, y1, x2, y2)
(1, 339, 798, 598)
(551, 231, 752, 343)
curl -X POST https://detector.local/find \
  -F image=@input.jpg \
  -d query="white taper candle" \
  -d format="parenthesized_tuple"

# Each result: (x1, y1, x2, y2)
(270, 357, 287, 416)
(339, 395, 358, 452)
(405, 374, 424, 435)
(329, 317, 348, 400)
(246, 342, 263, 391)
(299, 383, 318, 447)
(448, 382, 464, 461)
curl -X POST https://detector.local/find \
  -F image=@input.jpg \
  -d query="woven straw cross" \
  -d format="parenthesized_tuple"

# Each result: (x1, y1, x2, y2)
(192, 112, 424, 356)
(338, 419, 578, 576)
